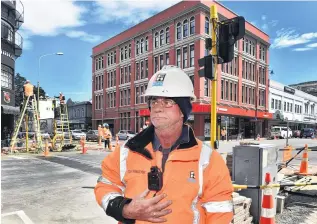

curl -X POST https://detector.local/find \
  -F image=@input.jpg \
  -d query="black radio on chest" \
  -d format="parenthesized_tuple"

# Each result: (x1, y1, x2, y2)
(148, 166, 163, 191)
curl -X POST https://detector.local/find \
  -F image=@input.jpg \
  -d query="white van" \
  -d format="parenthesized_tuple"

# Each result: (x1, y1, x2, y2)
(270, 126, 292, 139)
(270, 126, 293, 138)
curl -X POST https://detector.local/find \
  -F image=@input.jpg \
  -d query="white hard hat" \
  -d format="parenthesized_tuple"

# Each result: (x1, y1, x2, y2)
(143, 65, 196, 100)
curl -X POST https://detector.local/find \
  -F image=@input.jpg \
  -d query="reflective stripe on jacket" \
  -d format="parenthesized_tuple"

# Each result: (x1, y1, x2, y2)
(94, 125, 233, 224)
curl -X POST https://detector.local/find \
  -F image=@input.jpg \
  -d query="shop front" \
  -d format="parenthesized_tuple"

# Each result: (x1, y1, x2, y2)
(139, 104, 273, 140)
(1, 90, 19, 144)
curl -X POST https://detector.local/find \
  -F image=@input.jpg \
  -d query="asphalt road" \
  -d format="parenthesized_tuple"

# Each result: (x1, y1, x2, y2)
(2, 138, 317, 224)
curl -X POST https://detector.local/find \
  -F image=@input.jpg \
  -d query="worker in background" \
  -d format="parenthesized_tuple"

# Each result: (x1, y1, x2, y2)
(94, 65, 233, 224)
(59, 92, 65, 114)
(98, 124, 103, 146)
(103, 123, 112, 151)
(221, 127, 227, 141)
(23, 80, 34, 106)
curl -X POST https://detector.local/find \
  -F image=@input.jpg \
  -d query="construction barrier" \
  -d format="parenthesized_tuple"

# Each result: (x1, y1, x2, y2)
(233, 182, 317, 190)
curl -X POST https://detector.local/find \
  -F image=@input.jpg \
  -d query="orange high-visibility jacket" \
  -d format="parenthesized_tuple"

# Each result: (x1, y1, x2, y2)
(98, 126, 103, 137)
(94, 125, 233, 224)
(103, 128, 112, 140)
(24, 83, 34, 97)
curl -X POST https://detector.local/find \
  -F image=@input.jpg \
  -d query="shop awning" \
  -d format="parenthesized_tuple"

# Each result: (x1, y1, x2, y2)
(1, 105, 20, 115)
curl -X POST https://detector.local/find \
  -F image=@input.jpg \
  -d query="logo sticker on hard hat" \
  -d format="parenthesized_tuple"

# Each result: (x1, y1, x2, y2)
(152, 73, 166, 87)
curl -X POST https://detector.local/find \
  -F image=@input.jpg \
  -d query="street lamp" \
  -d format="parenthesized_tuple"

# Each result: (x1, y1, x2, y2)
(37, 52, 64, 108)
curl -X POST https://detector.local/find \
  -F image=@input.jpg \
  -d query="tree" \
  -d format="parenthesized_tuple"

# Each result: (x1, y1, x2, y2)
(14, 73, 46, 106)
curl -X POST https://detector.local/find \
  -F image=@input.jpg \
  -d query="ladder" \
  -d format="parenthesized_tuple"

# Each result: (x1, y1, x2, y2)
(10, 96, 42, 153)
(55, 103, 72, 146)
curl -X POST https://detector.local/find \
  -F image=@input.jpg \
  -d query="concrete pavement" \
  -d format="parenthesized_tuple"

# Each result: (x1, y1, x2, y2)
(1, 153, 117, 224)
(2, 138, 317, 224)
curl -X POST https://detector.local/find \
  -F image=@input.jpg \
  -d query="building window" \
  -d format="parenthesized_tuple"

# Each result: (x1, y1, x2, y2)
(128, 44, 131, 58)
(234, 83, 237, 102)
(165, 53, 169, 65)
(120, 67, 124, 84)
(1, 65, 13, 89)
(271, 99, 274, 109)
(165, 27, 170, 44)
(145, 60, 148, 77)
(205, 17, 209, 34)
(176, 22, 181, 40)
(160, 30, 164, 46)
(145, 37, 148, 51)
(242, 85, 245, 103)
(190, 16, 195, 35)
(183, 19, 188, 38)
(136, 62, 139, 80)
(225, 80, 229, 100)
(136, 41, 140, 55)
(204, 79, 209, 97)
(140, 61, 144, 79)
(176, 49, 181, 67)
(124, 67, 128, 84)
(135, 86, 139, 104)
(124, 46, 128, 59)
(154, 32, 159, 48)
(120, 48, 124, 61)
(128, 65, 131, 82)
(190, 45, 194, 67)
(160, 55, 164, 69)
(140, 38, 144, 54)
(221, 80, 224, 100)
(182, 47, 187, 68)
(154, 57, 158, 72)
(230, 82, 233, 101)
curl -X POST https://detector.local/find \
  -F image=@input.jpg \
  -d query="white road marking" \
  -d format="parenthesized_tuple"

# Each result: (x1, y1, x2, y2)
(7, 156, 26, 160)
(1, 210, 35, 224)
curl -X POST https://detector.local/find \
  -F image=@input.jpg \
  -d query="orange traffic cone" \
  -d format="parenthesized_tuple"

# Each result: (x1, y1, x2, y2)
(295, 144, 311, 175)
(44, 139, 49, 157)
(80, 136, 87, 154)
(260, 173, 275, 224)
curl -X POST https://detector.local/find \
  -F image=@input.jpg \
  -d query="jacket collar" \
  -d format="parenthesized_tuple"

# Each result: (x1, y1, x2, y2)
(125, 124, 198, 160)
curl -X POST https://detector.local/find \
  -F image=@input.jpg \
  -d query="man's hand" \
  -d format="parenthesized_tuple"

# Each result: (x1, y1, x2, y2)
(122, 190, 172, 223)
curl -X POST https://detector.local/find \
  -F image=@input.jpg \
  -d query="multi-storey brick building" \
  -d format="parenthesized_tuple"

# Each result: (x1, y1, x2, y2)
(92, 0, 272, 139)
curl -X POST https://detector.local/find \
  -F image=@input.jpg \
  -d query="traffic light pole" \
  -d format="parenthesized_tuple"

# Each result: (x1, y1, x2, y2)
(210, 5, 218, 150)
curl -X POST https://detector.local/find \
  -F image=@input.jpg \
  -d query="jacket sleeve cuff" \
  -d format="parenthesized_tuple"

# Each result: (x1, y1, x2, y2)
(104, 196, 135, 224)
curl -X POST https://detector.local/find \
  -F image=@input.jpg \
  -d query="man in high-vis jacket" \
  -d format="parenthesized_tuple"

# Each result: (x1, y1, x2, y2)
(94, 65, 233, 224)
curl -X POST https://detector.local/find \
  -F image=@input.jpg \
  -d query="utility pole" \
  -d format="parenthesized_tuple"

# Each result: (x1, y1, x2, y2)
(210, 5, 218, 150)
(198, 5, 245, 149)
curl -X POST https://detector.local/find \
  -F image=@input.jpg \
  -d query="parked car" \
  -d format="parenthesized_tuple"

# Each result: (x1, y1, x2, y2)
(71, 130, 86, 140)
(270, 126, 292, 139)
(293, 130, 301, 138)
(117, 130, 136, 140)
(300, 128, 316, 138)
(86, 130, 102, 141)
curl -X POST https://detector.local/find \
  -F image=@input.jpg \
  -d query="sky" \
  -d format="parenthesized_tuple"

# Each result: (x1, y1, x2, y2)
(16, 0, 317, 102)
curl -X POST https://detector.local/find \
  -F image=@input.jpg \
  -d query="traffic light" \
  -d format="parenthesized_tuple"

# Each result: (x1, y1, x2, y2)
(198, 55, 215, 80)
(218, 16, 245, 64)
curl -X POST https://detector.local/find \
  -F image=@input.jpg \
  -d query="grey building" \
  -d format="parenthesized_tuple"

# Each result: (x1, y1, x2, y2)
(289, 81, 317, 97)
(67, 99, 92, 130)
(1, 0, 24, 140)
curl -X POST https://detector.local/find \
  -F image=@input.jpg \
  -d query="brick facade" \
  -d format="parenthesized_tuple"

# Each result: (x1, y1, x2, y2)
(92, 1, 271, 139)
